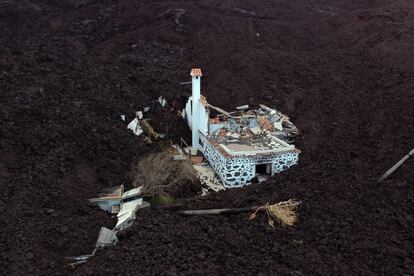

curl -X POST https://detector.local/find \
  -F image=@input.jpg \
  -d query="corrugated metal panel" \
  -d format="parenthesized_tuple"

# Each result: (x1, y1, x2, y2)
(117, 198, 142, 217)
(115, 211, 135, 230)
(96, 227, 118, 248)
(121, 187, 142, 200)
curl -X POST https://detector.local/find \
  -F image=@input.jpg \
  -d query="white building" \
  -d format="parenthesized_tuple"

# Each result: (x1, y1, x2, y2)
(183, 68, 300, 188)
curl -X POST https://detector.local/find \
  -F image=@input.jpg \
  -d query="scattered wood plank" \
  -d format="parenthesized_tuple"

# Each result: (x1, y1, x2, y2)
(178, 206, 255, 216)
(378, 148, 414, 182)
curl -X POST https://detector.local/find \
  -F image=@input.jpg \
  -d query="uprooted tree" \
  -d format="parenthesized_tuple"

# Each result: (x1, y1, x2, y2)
(178, 199, 301, 227)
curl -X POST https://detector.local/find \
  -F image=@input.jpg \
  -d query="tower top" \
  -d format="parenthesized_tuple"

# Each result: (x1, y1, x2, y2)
(190, 68, 202, 77)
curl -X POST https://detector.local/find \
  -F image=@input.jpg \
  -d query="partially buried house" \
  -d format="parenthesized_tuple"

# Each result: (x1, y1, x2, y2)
(182, 68, 301, 188)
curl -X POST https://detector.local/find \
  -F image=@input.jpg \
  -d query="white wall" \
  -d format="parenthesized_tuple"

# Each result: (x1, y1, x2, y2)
(198, 103, 209, 135)
(191, 76, 200, 147)
(183, 97, 209, 146)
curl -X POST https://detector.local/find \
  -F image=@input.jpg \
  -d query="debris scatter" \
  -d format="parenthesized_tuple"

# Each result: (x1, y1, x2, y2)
(1, 0, 413, 275)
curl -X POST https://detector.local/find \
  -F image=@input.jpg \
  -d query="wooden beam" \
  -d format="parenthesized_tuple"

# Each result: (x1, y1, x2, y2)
(378, 148, 414, 182)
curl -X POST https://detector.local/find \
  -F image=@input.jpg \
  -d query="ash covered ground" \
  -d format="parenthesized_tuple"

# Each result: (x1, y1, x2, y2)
(0, 0, 413, 275)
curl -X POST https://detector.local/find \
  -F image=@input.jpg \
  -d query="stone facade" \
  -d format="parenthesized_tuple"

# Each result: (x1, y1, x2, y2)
(199, 134, 228, 182)
(200, 134, 299, 188)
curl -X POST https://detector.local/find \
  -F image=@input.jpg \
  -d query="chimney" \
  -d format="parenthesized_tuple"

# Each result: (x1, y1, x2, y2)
(190, 68, 202, 148)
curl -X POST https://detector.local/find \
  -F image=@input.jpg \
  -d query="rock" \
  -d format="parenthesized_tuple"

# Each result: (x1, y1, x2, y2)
(45, 208, 55, 215)
(26, 252, 34, 260)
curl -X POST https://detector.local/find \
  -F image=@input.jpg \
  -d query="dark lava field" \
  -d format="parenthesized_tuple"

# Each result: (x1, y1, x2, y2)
(0, 0, 413, 275)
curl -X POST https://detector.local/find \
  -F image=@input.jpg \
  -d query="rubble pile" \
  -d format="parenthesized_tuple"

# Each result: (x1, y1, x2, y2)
(209, 105, 299, 150)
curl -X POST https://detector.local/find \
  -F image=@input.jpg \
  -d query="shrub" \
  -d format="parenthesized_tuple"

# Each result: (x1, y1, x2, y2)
(132, 152, 200, 198)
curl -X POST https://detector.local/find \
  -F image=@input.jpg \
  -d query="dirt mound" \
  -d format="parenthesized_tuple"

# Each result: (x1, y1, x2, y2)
(0, 0, 413, 275)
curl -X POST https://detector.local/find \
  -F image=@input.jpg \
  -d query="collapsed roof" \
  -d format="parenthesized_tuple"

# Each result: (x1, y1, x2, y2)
(206, 104, 300, 157)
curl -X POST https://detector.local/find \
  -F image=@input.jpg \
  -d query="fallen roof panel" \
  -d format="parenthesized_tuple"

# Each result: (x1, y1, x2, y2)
(117, 198, 142, 217)
(96, 227, 118, 248)
(122, 187, 142, 199)
(116, 211, 136, 230)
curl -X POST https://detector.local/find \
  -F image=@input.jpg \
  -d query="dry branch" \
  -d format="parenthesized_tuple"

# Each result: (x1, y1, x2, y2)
(257, 200, 300, 226)
(140, 119, 159, 140)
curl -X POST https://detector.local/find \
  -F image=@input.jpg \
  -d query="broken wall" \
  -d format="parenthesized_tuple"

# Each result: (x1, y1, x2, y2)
(209, 122, 228, 134)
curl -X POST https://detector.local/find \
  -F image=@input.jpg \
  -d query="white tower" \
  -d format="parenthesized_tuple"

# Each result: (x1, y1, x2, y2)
(190, 68, 202, 148)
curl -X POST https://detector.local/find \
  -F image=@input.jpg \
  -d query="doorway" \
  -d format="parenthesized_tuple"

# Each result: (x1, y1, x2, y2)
(255, 163, 272, 176)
